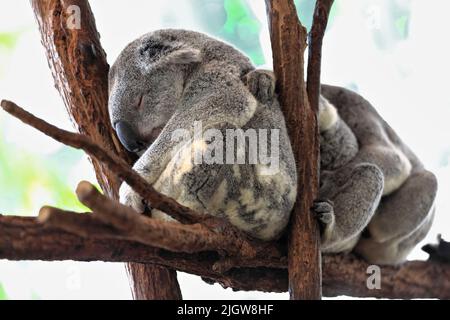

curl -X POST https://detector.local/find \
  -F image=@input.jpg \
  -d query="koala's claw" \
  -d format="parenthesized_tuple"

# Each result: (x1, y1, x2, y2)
(312, 199, 335, 225)
(244, 69, 276, 104)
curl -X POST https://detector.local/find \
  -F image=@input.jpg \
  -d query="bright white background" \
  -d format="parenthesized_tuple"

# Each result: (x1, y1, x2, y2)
(0, 0, 449, 299)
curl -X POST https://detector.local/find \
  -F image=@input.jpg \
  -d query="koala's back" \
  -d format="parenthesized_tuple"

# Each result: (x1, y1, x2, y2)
(322, 85, 422, 168)
(322, 84, 423, 197)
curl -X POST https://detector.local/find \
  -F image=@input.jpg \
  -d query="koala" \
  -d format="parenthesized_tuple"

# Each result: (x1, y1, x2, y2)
(247, 71, 437, 265)
(108, 29, 297, 241)
(109, 29, 437, 265)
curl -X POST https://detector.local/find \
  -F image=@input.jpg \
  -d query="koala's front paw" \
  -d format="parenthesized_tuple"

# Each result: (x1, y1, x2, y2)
(244, 69, 276, 104)
(312, 199, 335, 227)
(119, 182, 146, 214)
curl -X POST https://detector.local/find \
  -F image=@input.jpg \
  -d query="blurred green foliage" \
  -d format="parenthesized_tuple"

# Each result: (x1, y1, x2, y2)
(0, 132, 89, 214)
(0, 31, 22, 50)
(369, 0, 411, 50)
(0, 29, 89, 214)
(294, 0, 316, 31)
(394, 14, 409, 39)
(0, 283, 7, 300)
(189, 0, 339, 66)
(0, 30, 26, 77)
(190, 0, 265, 65)
(294, 0, 338, 31)
(31, 291, 41, 300)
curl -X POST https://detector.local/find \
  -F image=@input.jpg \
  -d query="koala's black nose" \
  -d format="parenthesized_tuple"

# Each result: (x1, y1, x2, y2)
(115, 120, 145, 153)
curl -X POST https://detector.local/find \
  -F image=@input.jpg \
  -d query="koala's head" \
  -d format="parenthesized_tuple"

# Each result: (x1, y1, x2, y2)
(108, 29, 254, 154)
(108, 30, 203, 153)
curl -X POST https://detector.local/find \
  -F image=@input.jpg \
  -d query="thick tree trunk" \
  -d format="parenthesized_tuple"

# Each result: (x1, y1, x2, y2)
(126, 264, 181, 300)
(30, 0, 181, 300)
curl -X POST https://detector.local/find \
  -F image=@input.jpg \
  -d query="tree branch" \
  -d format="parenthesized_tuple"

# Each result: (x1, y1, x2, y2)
(1, 214, 448, 299)
(0, 99, 201, 225)
(265, 0, 322, 300)
(0, 214, 286, 293)
(29, 0, 180, 299)
(307, 0, 334, 111)
(73, 181, 285, 261)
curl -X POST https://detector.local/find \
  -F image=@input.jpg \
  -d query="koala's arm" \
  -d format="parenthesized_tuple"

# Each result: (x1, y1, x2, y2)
(120, 78, 258, 212)
(136, 91, 255, 180)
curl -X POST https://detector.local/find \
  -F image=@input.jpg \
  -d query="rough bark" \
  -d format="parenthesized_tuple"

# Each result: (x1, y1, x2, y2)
(265, 0, 322, 300)
(29, 0, 181, 300)
(307, 0, 334, 110)
(0, 214, 286, 293)
(1, 214, 448, 299)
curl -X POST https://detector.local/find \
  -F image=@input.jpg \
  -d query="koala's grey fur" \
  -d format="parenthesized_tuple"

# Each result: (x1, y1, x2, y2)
(317, 85, 436, 264)
(109, 29, 437, 265)
(237, 69, 437, 264)
(109, 29, 297, 241)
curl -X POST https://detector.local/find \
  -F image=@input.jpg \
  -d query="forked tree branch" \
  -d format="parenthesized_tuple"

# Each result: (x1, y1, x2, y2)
(265, 0, 322, 300)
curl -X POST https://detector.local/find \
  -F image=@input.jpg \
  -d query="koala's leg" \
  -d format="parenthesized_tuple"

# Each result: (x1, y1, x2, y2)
(354, 169, 437, 265)
(243, 69, 276, 104)
(316, 163, 384, 253)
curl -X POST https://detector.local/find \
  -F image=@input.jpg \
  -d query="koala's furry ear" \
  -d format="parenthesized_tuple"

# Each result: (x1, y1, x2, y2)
(165, 48, 202, 65)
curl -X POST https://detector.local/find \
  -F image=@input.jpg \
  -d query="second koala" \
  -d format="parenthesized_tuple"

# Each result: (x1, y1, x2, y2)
(109, 29, 437, 265)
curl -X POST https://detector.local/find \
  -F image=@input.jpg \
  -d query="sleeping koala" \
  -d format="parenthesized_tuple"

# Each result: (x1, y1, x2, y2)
(109, 29, 437, 265)
(109, 29, 297, 241)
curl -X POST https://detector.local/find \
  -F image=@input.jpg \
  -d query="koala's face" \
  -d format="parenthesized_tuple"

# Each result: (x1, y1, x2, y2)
(108, 31, 202, 153)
